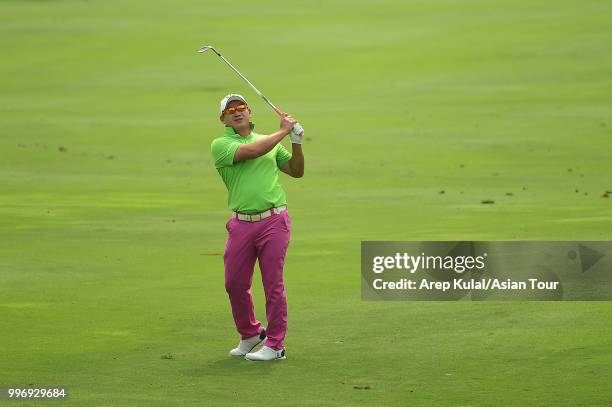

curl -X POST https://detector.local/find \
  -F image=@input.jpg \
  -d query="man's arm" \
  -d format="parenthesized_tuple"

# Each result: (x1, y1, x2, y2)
(280, 144, 304, 178)
(233, 115, 296, 162)
(234, 129, 288, 162)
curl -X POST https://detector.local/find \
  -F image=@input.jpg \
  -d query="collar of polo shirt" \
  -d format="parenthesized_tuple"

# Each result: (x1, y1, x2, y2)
(225, 123, 255, 137)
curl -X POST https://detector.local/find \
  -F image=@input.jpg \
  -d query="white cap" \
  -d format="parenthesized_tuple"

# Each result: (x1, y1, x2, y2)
(219, 93, 248, 115)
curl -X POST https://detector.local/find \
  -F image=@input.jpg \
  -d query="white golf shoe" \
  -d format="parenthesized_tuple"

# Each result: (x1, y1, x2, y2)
(244, 345, 286, 361)
(229, 330, 266, 356)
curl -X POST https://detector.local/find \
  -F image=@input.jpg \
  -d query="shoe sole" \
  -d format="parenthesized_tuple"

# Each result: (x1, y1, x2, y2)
(244, 355, 286, 361)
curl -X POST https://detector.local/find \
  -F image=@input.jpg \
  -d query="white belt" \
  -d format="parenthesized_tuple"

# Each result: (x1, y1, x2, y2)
(232, 205, 287, 222)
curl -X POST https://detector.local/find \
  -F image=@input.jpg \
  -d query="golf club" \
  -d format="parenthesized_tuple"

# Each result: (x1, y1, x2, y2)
(198, 45, 304, 136)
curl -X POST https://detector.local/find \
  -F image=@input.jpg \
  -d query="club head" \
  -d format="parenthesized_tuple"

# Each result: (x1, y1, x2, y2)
(198, 45, 219, 55)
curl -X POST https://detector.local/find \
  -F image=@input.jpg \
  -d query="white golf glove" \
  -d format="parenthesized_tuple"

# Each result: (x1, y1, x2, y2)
(290, 122, 304, 144)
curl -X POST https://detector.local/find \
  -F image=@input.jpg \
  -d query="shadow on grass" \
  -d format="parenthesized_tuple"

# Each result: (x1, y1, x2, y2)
(182, 356, 286, 377)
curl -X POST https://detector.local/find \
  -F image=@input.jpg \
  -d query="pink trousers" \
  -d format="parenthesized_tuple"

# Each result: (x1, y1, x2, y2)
(223, 210, 291, 350)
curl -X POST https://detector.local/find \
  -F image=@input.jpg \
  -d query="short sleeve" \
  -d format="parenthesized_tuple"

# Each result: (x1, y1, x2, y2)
(211, 137, 240, 168)
(275, 143, 292, 168)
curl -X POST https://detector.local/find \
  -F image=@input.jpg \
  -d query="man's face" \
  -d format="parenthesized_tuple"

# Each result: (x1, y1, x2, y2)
(221, 100, 251, 128)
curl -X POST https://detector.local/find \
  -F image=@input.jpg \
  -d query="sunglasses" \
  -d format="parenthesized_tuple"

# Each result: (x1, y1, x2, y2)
(223, 104, 248, 115)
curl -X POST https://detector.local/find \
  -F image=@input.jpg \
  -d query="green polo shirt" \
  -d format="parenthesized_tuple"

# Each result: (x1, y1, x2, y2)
(211, 126, 292, 213)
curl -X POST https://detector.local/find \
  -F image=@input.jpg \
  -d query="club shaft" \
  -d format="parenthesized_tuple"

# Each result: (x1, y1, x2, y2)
(214, 51, 279, 112)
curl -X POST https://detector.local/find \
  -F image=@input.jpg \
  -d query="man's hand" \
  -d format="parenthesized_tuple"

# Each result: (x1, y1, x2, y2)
(278, 110, 304, 144)
(289, 127, 303, 144)
(280, 113, 297, 135)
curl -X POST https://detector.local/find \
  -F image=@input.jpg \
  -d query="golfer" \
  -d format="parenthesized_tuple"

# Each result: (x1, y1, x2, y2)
(211, 94, 304, 361)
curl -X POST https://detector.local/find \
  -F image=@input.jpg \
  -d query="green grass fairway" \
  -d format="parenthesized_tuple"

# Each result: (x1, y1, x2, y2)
(2, 0, 612, 405)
